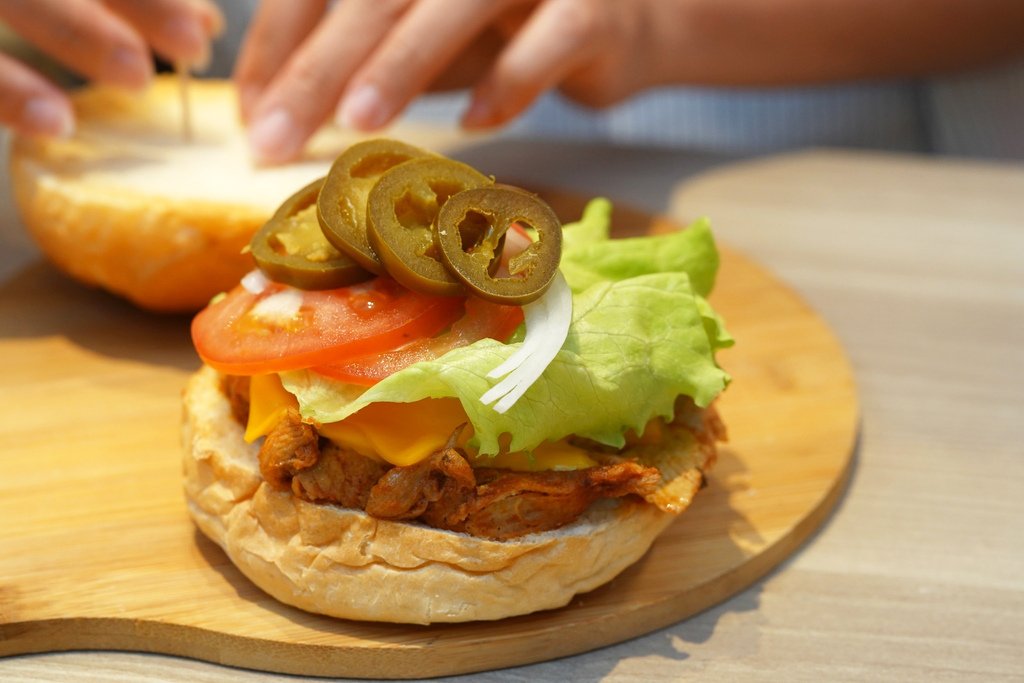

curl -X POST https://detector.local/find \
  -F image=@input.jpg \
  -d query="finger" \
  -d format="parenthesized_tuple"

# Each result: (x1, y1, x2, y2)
(426, 28, 504, 93)
(420, 3, 527, 91)
(0, 0, 152, 89)
(462, 0, 606, 128)
(246, 0, 414, 165)
(233, 0, 328, 122)
(0, 52, 75, 137)
(336, 0, 515, 131)
(101, 0, 225, 69)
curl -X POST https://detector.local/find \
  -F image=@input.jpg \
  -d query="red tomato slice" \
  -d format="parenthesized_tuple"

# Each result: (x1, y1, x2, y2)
(313, 297, 524, 385)
(192, 277, 465, 375)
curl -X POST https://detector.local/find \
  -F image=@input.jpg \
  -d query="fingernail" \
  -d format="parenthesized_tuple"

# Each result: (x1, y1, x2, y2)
(109, 46, 152, 89)
(23, 98, 75, 138)
(165, 15, 211, 71)
(462, 98, 495, 128)
(248, 108, 299, 165)
(336, 84, 391, 130)
(199, 1, 226, 38)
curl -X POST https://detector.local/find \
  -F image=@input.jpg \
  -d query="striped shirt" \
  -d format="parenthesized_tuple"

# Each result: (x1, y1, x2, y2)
(406, 58, 1024, 160)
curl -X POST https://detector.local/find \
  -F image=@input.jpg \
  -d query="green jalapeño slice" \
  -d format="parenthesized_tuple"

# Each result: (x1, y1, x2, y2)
(317, 138, 434, 274)
(366, 157, 493, 296)
(251, 178, 372, 290)
(436, 186, 562, 305)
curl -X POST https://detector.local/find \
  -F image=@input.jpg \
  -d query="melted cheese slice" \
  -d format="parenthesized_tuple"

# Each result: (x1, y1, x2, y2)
(317, 398, 468, 467)
(244, 373, 299, 443)
(244, 374, 597, 470)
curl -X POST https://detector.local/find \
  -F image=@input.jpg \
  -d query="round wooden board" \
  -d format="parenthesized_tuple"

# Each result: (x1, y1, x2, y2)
(0, 194, 857, 679)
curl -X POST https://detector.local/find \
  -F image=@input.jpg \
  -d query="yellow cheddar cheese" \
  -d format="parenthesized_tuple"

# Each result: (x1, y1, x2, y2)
(243, 373, 299, 443)
(317, 398, 468, 467)
(244, 374, 597, 470)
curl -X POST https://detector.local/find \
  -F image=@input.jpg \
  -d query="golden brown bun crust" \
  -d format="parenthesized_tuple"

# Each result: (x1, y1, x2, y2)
(181, 365, 688, 624)
(10, 79, 268, 311)
(10, 77, 474, 312)
(11, 171, 262, 313)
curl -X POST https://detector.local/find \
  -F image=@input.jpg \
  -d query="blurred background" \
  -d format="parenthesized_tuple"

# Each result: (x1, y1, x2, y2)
(2, 0, 1023, 159)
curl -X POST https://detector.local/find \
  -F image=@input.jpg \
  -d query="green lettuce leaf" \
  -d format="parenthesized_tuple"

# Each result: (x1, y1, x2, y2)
(560, 203, 732, 353)
(697, 295, 735, 352)
(560, 215, 719, 296)
(561, 196, 612, 251)
(282, 199, 732, 456)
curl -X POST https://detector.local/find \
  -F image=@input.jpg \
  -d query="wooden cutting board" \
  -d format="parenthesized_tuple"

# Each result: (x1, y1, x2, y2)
(0, 193, 857, 679)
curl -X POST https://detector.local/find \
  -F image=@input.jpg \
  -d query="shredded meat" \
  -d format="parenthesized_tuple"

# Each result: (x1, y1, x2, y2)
(222, 375, 250, 425)
(257, 408, 319, 489)
(231, 378, 715, 540)
(365, 447, 476, 526)
(364, 450, 660, 540)
(293, 442, 389, 509)
(457, 462, 661, 540)
(702, 404, 728, 445)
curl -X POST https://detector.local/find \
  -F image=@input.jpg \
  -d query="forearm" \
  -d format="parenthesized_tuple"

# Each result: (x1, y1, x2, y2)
(642, 0, 1024, 87)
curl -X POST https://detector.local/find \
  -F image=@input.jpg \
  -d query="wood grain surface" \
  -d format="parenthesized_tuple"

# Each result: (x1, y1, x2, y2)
(5, 144, 1020, 682)
(0, 190, 856, 678)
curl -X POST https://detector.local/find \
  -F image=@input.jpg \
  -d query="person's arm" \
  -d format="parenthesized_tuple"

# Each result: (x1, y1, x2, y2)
(237, 0, 1024, 164)
(637, 0, 1024, 90)
(0, 0, 222, 137)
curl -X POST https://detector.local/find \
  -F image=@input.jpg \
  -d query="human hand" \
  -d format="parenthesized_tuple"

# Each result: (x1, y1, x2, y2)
(236, 0, 656, 164)
(0, 0, 223, 137)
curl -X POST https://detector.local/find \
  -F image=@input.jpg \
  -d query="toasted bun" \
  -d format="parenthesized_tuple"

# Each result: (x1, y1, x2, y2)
(8, 77, 458, 312)
(181, 365, 694, 624)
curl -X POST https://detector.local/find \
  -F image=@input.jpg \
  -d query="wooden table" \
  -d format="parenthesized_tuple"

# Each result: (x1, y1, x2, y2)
(1, 133, 1022, 681)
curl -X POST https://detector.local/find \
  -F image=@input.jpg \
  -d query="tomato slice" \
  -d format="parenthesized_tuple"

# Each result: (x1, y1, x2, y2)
(313, 297, 524, 385)
(192, 277, 464, 375)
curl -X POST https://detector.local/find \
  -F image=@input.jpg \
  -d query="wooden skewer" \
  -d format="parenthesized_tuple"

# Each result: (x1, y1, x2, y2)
(176, 61, 193, 143)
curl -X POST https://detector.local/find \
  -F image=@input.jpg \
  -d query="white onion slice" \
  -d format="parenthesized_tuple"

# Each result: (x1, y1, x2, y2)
(480, 271, 572, 413)
(240, 269, 270, 294)
(249, 288, 303, 323)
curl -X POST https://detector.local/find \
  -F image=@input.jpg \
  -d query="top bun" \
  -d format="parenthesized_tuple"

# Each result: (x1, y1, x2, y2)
(8, 77, 456, 311)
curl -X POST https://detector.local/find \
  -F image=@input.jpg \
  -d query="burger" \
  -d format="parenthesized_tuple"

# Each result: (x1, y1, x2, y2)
(181, 138, 732, 624)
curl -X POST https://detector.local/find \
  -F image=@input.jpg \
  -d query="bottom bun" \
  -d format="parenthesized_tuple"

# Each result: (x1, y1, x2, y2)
(181, 365, 685, 624)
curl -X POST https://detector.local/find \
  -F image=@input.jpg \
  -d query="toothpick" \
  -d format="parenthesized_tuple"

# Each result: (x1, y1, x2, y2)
(176, 61, 193, 143)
